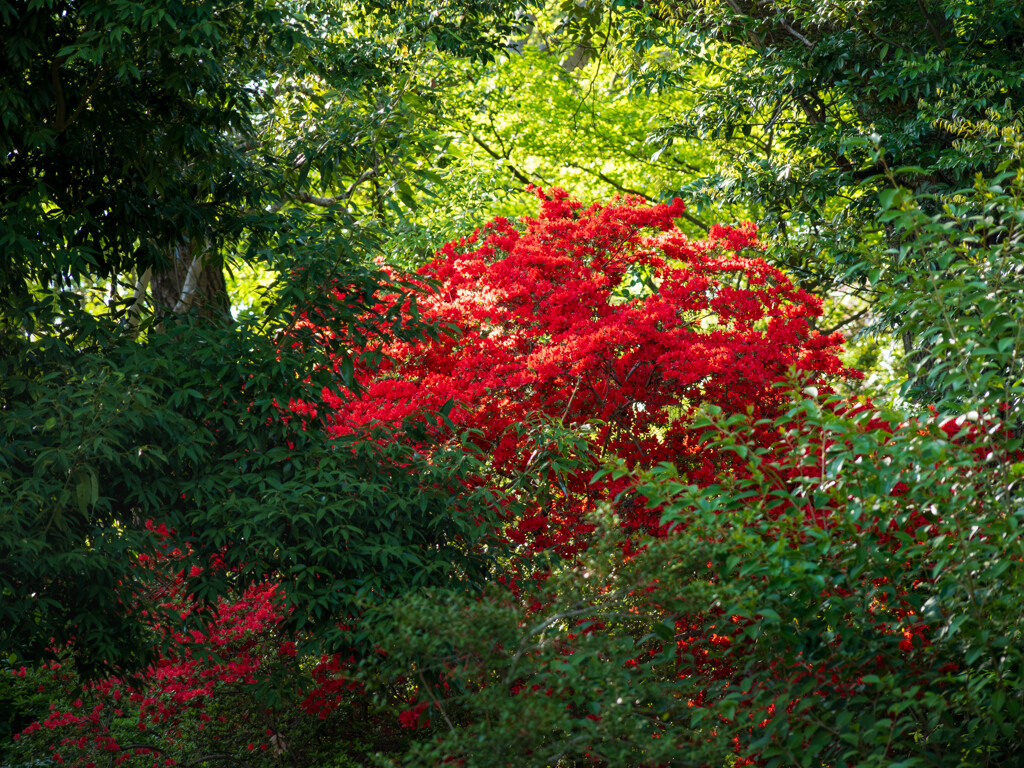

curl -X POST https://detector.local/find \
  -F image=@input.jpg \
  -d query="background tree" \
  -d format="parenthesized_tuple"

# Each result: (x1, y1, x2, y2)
(482, 0, 1022, 356)
(0, 0, 531, 676)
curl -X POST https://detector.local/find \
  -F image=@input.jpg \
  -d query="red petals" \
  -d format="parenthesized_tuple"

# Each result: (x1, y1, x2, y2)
(322, 192, 854, 555)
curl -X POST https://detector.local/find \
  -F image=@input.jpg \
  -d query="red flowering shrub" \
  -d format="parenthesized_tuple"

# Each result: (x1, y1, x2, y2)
(5, 530, 412, 768)
(324, 188, 855, 559)
(325, 190, 1024, 767)
(308, 190, 870, 761)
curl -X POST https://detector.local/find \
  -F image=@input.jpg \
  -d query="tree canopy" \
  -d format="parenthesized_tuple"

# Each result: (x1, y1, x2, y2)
(0, 0, 530, 674)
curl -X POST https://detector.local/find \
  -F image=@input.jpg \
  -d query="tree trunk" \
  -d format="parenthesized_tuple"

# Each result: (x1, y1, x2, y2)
(151, 241, 230, 320)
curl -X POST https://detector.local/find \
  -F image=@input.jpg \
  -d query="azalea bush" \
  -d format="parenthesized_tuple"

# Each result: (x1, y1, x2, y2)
(327, 189, 879, 764)
(326, 188, 854, 557)
(360, 185, 1024, 766)
(2, 526, 421, 768)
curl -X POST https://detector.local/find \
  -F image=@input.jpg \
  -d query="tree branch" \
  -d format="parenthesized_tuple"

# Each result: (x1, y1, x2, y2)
(779, 18, 813, 49)
(344, 166, 378, 202)
(50, 58, 66, 130)
(50, 58, 110, 133)
(293, 191, 340, 207)
(417, 669, 458, 733)
(565, 162, 651, 199)
(470, 132, 536, 187)
(722, 0, 765, 50)
(821, 306, 871, 336)
(65, 66, 110, 130)
(565, 163, 710, 231)
(916, 0, 948, 48)
(290, 167, 378, 208)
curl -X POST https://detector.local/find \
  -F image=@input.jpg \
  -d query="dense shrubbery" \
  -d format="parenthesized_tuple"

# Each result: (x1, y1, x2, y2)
(6, 154, 1024, 763)
(0, 191, 884, 765)
(356, 184, 1024, 766)
(4, 0, 1024, 762)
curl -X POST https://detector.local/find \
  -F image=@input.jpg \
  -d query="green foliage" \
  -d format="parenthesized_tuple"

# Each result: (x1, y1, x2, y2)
(0, 647, 412, 768)
(2, 0, 289, 296)
(0, 0, 534, 676)
(0, 285, 508, 675)
(5, 0, 1024, 764)
(373, 2, 751, 257)
(543, 0, 1024, 298)
(0, 0, 531, 305)
(873, 133, 1024, 407)
(627, 395, 1024, 767)
(369, 392, 1024, 765)
(0, 663, 50, 755)
(370, 511, 706, 768)
(439, 46, 722, 227)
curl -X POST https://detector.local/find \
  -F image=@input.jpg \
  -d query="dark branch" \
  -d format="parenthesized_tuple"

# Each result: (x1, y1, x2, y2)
(566, 163, 710, 231)
(470, 132, 536, 187)
(779, 18, 813, 49)
(822, 306, 871, 336)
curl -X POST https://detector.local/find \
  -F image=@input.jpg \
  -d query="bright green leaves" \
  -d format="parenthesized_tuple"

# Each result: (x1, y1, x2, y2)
(549, 0, 1024, 316)
(875, 143, 1024, 405)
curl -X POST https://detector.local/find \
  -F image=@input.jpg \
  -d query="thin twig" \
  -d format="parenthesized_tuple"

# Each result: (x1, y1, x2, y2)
(417, 668, 458, 733)
(470, 132, 536, 186)
(779, 18, 813, 49)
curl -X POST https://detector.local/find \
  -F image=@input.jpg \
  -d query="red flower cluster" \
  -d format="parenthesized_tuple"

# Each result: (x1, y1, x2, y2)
(10, 536, 379, 767)
(324, 189, 854, 556)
